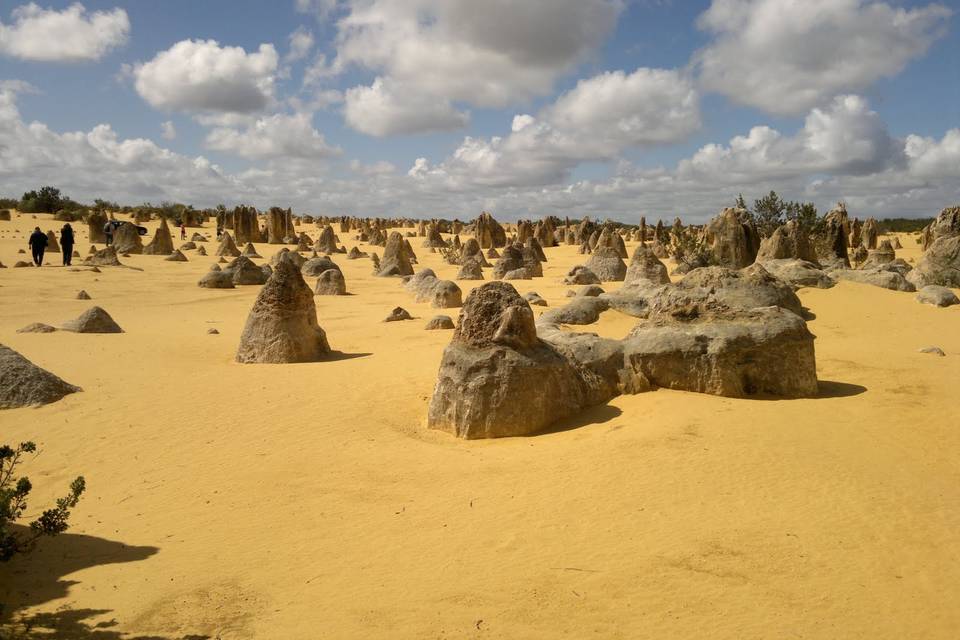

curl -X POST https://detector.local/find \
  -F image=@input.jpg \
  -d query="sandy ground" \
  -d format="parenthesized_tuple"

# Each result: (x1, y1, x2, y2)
(1, 213, 958, 639)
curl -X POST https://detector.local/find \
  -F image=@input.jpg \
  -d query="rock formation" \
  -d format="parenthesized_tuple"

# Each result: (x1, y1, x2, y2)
(377, 232, 415, 277)
(235, 255, 330, 363)
(314, 269, 347, 295)
(0, 344, 81, 409)
(112, 223, 143, 254)
(61, 306, 123, 333)
(144, 218, 174, 255)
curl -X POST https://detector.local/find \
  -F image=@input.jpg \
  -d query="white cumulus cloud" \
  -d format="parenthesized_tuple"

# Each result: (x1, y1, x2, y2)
(204, 112, 341, 160)
(134, 39, 278, 114)
(695, 0, 952, 115)
(343, 77, 469, 137)
(0, 2, 129, 62)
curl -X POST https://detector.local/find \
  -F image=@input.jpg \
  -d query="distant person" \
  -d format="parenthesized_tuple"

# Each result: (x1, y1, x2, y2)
(60, 222, 75, 266)
(28, 226, 48, 266)
(103, 221, 113, 246)
(216, 224, 223, 239)
(180, 222, 187, 240)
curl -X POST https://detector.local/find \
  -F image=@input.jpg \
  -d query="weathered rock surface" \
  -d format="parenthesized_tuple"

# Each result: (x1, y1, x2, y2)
(756, 220, 818, 264)
(112, 223, 143, 254)
(585, 246, 627, 281)
(428, 282, 610, 438)
(236, 256, 330, 363)
(84, 246, 121, 267)
(223, 256, 269, 285)
(198, 269, 235, 289)
(0, 344, 81, 409)
(759, 259, 835, 290)
(624, 246, 670, 287)
(563, 265, 601, 285)
(61, 306, 123, 333)
(385, 307, 413, 322)
(425, 315, 455, 330)
(916, 285, 959, 307)
(377, 232, 415, 277)
(314, 269, 347, 295)
(17, 323, 57, 333)
(144, 218, 175, 255)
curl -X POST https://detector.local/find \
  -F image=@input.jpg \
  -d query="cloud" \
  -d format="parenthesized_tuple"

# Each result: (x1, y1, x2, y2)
(204, 112, 341, 159)
(160, 120, 176, 140)
(343, 77, 469, 136)
(133, 39, 278, 114)
(1, 83, 956, 223)
(678, 95, 902, 182)
(695, 0, 952, 115)
(285, 26, 314, 62)
(332, 0, 622, 134)
(410, 67, 699, 186)
(0, 2, 129, 62)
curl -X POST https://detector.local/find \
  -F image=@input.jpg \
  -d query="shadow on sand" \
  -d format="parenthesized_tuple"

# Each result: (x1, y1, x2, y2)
(816, 380, 868, 398)
(0, 528, 207, 640)
(532, 403, 624, 436)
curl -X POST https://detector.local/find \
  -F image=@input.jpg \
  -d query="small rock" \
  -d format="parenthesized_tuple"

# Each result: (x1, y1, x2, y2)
(385, 307, 413, 322)
(207, 328, 220, 335)
(76, 290, 91, 300)
(916, 285, 960, 308)
(425, 315, 455, 330)
(919, 346, 946, 357)
(17, 323, 57, 334)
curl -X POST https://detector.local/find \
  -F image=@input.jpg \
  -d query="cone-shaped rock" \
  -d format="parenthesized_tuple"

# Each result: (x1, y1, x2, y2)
(144, 218, 175, 255)
(61, 306, 123, 333)
(216, 232, 241, 257)
(0, 344, 81, 409)
(236, 256, 331, 363)
(377, 232, 414, 276)
(112, 222, 143, 254)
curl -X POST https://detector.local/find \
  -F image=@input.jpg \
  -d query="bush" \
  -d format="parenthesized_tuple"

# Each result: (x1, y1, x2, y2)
(1, 442, 85, 562)
(18, 186, 64, 214)
(879, 217, 935, 233)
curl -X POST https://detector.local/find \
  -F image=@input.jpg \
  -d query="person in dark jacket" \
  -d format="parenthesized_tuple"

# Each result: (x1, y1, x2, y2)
(28, 227, 48, 266)
(60, 223, 75, 266)
(103, 221, 113, 246)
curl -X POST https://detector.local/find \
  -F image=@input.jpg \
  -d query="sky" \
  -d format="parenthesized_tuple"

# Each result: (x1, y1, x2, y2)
(0, 0, 958, 223)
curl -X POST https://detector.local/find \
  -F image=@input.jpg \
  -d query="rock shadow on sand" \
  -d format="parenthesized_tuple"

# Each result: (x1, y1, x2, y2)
(0, 528, 207, 639)
(530, 403, 623, 436)
(816, 380, 868, 398)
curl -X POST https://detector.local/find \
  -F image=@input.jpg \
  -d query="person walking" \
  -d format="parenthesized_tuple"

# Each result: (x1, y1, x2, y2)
(103, 221, 113, 246)
(60, 222, 75, 266)
(180, 222, 187, 241)
(28, 227, 48, 266)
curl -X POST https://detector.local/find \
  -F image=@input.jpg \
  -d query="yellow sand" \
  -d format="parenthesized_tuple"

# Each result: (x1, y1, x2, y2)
(1, 215, 958, 639)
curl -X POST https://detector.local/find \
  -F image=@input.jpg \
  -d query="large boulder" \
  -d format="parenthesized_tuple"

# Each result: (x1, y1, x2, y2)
(112, 223, 143, 254)
(198, 268, 236, 289)
(61, 306, 123, 333)
(301, 256, 341, 277)
(623, 306, 818, 398)
(585, 246, 627, 282)
(831, 265, 915, 292)
(758, 259, 835, 290)
(223, 256, 269, 285)
(907, 207, 960, 287)
(916, 285, 960, 307)
(624, 245, 670, 287)
(84, 246, 121, 267)
(427, 282, 609, 438)
(563, 265, 601, 285)
(236, 256, 331, 363)
(377, 232, 414, 276)
(314, 269, 347, 295)
(703, 207, 760, 268)
(144, 218, 174, 255)
(216, 232, 241, 257)
(756, 220, 818, 264)
(404, 270, 462, 308)
(0, 344, 81, 409)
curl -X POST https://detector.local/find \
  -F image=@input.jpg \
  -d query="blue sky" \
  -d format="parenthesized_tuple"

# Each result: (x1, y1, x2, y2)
(0, 0, 958, 222)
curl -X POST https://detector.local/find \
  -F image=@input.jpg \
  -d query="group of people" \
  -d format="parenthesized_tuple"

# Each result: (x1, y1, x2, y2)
(27, 218, 191, 266)
(28, 223, 75, 267)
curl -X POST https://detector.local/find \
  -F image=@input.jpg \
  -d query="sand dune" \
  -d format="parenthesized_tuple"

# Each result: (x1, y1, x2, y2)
(1, 215, 958, 639)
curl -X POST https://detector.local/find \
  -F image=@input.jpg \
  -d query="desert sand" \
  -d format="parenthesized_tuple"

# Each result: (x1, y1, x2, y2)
(1, 214, 958, 639)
